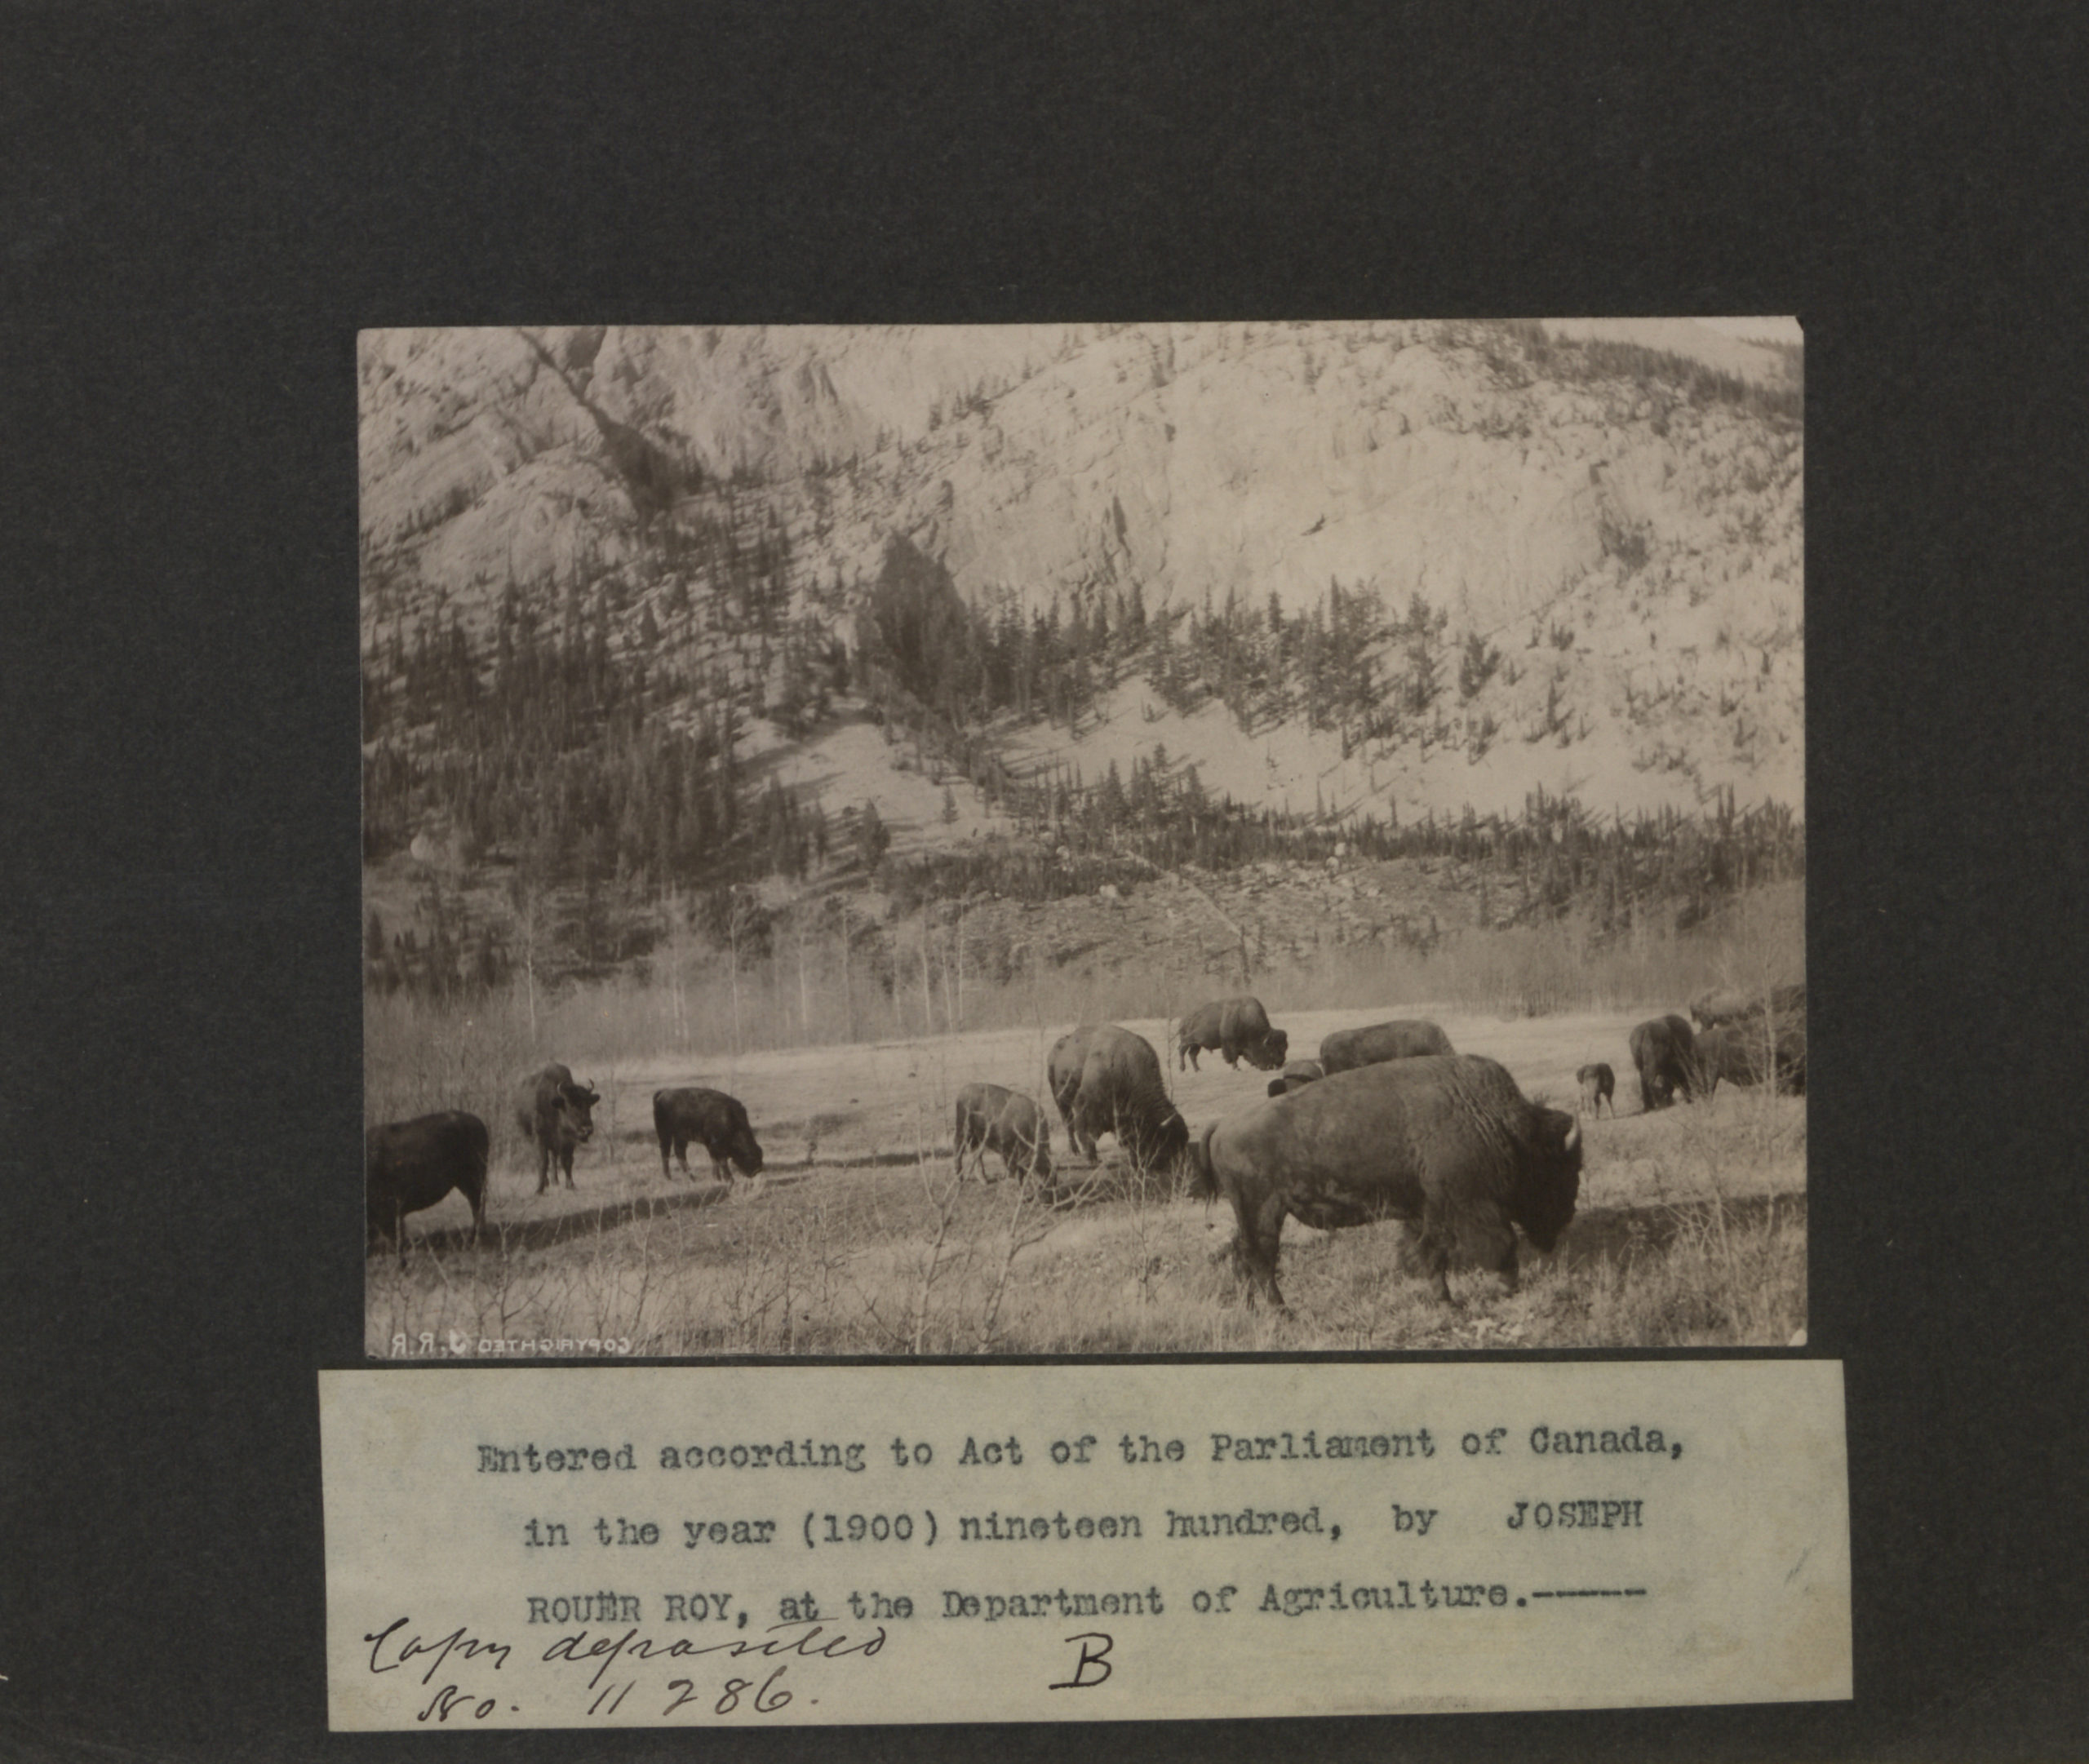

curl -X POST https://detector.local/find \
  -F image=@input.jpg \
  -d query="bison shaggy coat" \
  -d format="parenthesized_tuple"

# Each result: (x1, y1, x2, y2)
(952, 1082, 1053, 1185)
(1318, 1018, 1455, 1074)
(367, 1110, 490, 1265)
(1176, 995, 1289, 1072)
(1691, 982, 1807, 1030)
(1266, 1058, 1327, 1099)
(654, 1087, 765, 1186)
(1692, 1022, 1807, 1097)
(1628, 1015, 1699, 1111)
(515, 1062, 601, 1193)
(1047, 1025, 1190, 1173)
(1188, 1055, 1581, 1309)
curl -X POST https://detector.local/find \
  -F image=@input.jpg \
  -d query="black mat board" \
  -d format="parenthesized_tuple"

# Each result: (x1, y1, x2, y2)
(1, 5, 2085, 1760)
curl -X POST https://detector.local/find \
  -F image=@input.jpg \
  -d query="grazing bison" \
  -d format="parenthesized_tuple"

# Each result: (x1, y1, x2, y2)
(1577, 1062, 1616, 1117)
(1689, 986, 1750, 1030)
(1693, 1022, 1807, 1097)
(654, 1087, 765, 1186)
(952, 1082, 1053, 1186)
(1318, 1018, 1454, 1075)
(1691, 982, 1807, 1030)
(1628, 1015, 1699, 1111)
(515, 1063, 601, 1193)
(1188, 1055, 1581, 1309)
(366, 1110, 490, 1265)
(1047, 1025, 1191, 1173)
(1266, 1058, 1327, 1099)
(1176, 995, 1289, 1072)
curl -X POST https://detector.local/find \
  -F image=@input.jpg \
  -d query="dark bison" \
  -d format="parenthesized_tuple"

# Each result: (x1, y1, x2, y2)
(1690, 982, 1807, 1030)
(1176, 995, 1289, 1072)
(1693, 1022, 1807, 1097)
(654, 1088, 765, 1186)
(1047, 1025, 1191, 1173)
(1628, 1015, 1699, 1111)
(1188, 1055, 1581, 1309)
(366, 1110, 490, 1265)
(1577, 1062, 1616, 1117)
(953, 1083, 1053, 1185)
(1266, 1058, 1326, 1099)
(515, 1063, 601, 1193)
(1318, 1019, 1454, 1075)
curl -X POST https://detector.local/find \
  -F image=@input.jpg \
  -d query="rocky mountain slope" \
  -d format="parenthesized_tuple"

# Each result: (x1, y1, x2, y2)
(360, 319, 1803, 831)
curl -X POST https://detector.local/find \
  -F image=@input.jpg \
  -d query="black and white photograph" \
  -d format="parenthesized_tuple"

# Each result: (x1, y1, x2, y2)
(361, 319, 1806, 1356)
(11, 1, 2088, 1754)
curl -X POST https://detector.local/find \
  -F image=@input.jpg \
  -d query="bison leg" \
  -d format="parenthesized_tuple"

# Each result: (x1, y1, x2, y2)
(534, 1142, 552, 1194)
(1411, 1217, 1461, 1305)
(1231, 1195, 1288, 1310)
(1475, 1221, 1519, 1294)
(559, 1145, 577, 1189)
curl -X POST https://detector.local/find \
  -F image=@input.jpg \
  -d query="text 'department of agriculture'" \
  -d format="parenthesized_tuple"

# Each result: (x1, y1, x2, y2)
(322, 1361, 1850, 1727)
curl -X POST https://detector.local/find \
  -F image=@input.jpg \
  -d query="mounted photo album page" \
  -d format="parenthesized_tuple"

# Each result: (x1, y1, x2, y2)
(337, 320, 1842, 1727)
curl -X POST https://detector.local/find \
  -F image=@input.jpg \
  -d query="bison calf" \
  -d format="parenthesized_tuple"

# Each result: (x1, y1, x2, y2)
(516, 1062, 601, 1193)
(367, 1110, 490, 1266)
(1577, 1062, 1615, 1117)
(654, 1088, 765, 1186)
(1188, 1055, 1581, 1309)
(1176, 995, 1289, 1072)
(953, 1082, 1053, 1186)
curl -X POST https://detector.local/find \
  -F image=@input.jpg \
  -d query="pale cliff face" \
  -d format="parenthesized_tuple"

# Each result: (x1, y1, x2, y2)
(360, 320, 1801, 822)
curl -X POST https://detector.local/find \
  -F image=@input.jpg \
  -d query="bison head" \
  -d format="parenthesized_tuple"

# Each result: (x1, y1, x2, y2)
(733, 1124, 765, 1177)
(555, 1082, 599, 1142)
(1248, 1027, 1289, 1072)
(1515, 1109, 1582, 1253)
(1122, 1101, 1191, 1177)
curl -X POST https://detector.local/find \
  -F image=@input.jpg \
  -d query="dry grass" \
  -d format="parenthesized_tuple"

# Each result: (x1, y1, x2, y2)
(365, 995, 1806, 1356)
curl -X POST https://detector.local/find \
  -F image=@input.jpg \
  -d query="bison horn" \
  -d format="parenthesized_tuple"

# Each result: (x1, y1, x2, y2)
(1563, 1119, 1581, 1155)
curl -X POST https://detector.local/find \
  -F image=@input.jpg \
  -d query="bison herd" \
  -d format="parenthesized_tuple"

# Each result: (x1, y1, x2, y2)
(366, 1062, 768, 1265)
(1621, 984, 1808, 1115)
(368, 982, 1803, 1313)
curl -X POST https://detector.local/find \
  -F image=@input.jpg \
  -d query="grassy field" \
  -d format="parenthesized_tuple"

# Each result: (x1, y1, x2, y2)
(364, 1004, 1805, 1356)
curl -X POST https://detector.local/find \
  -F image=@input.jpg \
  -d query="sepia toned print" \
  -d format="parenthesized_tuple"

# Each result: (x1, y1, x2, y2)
(361, 321, 1803, 1355)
